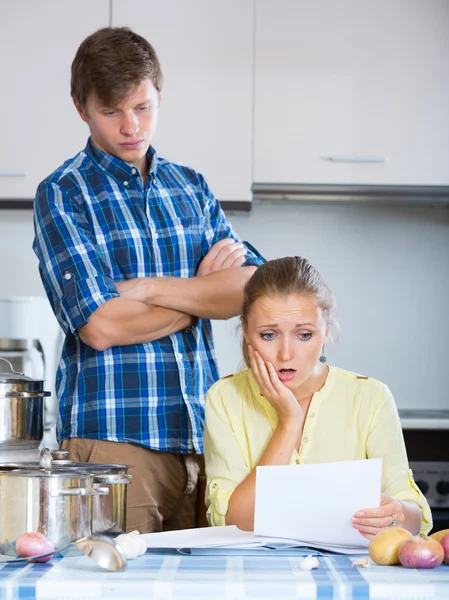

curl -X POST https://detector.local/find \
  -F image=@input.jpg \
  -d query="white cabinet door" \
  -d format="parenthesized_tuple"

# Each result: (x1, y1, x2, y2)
(254, 0, 449, 186)
(0, 1, 109, 199)
(113, 0, 254, 202)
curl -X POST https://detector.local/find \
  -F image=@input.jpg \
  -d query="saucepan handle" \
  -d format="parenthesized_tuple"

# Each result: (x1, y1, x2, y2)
(93, 474, 133, 485)
(50, 486, 110, 497)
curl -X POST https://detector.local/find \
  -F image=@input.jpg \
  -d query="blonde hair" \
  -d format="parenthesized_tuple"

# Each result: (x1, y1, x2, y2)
(241, 257, 336, 367)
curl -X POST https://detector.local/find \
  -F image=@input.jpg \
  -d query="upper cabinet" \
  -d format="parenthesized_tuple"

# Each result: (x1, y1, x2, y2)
(254, 0, 449, 186)
(0, 1, 109, 199)
(113, 0, 254, 202)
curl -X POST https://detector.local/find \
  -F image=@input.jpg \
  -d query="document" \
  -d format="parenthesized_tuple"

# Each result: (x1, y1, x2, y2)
(141, 525, 257, 549)
(140, 459, 381, 555)
(254, 458, 382, 550)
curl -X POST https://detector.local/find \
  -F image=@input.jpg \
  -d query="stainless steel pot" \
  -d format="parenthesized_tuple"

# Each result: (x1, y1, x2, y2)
(0, 450, 133, 535)
(50, 450, 133, 534)
(0, 357, 50, 449)
(0, 461, 108, 555)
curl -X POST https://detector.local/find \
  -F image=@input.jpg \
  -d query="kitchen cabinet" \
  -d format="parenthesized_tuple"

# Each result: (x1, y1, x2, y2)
(0, 0, 109, 199)
(254, 0, 449, 186)
(112, 0, 254, 202)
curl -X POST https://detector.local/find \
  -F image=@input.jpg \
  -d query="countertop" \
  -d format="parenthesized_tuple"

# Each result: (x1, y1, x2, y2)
(1, 550, 449, 599)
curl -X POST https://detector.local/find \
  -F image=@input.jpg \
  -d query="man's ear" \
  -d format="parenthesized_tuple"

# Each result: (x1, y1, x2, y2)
(73, 98, 89, 123)
(240, 315, 248, 343)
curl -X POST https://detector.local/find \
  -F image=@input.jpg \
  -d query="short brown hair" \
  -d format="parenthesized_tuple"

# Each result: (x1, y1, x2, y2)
(71, 27, 163, 110)
(241, 257, 336, 366)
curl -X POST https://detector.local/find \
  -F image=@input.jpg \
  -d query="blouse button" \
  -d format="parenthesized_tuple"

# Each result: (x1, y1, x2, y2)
(303, 437, 309, 443)
(309, 412, 315, 418)
(123, 180, 129, 186)
(63, 273, 72, 280)
(295, 458, 301, 465)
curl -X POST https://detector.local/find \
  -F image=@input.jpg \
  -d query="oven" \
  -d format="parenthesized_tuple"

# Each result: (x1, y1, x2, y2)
(400, 409, 449, 533)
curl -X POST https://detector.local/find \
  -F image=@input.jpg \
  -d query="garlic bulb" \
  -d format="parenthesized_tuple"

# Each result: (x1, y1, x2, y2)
(115, 531, 147, 560)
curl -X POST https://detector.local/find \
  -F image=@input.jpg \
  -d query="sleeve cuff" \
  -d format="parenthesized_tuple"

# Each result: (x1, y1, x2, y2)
(205, 479, 234, 527)
(394, 469, 433, 534)
(61, 272, 119, 333)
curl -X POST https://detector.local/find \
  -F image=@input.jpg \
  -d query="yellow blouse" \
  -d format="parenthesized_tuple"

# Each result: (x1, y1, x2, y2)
(204, 365, 432, 533)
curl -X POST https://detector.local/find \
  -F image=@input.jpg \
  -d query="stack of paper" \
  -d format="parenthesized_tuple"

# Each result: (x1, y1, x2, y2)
(141, 458, 382, 555)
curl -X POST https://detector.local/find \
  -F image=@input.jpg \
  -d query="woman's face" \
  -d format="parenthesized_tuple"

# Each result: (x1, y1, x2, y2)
(243, 294, 330, 393)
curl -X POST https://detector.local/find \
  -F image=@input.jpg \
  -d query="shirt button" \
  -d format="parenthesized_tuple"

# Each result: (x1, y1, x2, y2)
(303, 437, 309, 443)
(123, 181, 129, 186)
(295, 458, 301, 465)
(177, 353, 183, 360)
(154, 233, 159, 240)
(309, 412, 315, 419)
(63, 273, 72, 280)
(131, 168, 137, 175)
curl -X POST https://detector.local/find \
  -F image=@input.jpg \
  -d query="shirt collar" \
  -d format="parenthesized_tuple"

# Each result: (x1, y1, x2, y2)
(84, 137, 158, 182)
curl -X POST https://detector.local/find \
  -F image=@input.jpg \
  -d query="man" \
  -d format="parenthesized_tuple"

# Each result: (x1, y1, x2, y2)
(33, 27, 263, 533)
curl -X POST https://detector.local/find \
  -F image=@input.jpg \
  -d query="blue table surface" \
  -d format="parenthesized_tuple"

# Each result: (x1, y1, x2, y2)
(1, 549, 449, 600)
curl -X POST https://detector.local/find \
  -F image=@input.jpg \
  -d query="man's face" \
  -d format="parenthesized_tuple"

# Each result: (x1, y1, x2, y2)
(74, 79, 160, 173)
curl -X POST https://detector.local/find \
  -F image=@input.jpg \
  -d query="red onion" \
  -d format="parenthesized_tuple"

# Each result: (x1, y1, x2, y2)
(440, 534, 449, 565)
(398, 534, 444, 569)
(15, 532, 55, 563)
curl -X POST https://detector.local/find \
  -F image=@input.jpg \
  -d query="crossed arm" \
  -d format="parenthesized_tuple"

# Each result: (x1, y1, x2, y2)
(79, 239, 257, 351)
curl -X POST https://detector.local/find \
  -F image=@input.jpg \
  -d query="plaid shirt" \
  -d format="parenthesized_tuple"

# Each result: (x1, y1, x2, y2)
(33, 138, 262, 453)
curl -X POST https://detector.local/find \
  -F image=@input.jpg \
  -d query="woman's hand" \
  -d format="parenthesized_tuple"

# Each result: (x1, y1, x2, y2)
(248, 345, 304, 427)
(352, 493, 405, 540)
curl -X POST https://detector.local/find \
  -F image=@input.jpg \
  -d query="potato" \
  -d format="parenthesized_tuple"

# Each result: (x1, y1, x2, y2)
(430, 529, 449, 543)
(369, 527, 413, 565)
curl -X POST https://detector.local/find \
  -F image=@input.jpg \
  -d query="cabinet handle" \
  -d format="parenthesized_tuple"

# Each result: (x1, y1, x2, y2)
(0, 171, 26, 177)
(321, 156, 385, 164)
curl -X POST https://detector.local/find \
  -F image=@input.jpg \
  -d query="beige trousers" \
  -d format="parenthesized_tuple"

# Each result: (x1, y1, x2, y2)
(61, 438, 204, 534)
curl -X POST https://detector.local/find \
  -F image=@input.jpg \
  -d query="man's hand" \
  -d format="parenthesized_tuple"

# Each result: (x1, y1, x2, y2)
(197, 238, 247, 277)
(116, 278, 152, 303)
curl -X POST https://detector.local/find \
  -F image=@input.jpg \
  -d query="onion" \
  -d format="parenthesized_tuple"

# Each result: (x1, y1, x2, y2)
(398, 534, 444, 569)
(430, 528, 449, 543)
(15, 532, 55, 563)
(440, 533, 449, 565)
(369, 527, 413, 565)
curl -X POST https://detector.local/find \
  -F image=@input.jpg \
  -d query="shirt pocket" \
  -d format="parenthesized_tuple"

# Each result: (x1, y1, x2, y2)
(156, 216, 205, 276)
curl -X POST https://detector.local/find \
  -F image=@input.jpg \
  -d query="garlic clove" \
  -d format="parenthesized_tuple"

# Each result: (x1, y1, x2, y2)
(298, 555, 320, 570)
(115, 535, 140, 559)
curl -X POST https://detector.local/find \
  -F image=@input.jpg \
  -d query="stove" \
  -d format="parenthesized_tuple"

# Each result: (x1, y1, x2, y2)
(400, 409, 449, 531)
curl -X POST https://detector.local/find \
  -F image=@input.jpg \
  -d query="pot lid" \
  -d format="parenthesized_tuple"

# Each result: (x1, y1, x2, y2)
(6, 468, 91, 479)
(0, 357, 37, 383)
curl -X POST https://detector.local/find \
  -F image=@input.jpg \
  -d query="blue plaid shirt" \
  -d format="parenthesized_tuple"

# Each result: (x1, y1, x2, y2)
(33, 138, 262, 453)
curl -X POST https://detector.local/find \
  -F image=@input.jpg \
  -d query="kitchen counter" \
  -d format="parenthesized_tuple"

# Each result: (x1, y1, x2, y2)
(1, 550, 449, 599)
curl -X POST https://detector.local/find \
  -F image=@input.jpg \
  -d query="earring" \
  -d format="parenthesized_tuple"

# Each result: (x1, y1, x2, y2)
(319, 346, 327, 363)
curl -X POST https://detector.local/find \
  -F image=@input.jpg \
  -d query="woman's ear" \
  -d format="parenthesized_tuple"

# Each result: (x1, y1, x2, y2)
(324, 322, 331, 346)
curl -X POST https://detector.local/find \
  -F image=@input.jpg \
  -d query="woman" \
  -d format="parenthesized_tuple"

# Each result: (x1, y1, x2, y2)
(204, 257, 431, 539)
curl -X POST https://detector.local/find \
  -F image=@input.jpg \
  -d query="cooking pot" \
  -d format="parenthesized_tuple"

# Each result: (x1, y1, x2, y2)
(0, 451, 108, 555)
(0, 449, 133, 535)
(0, 357, 49, 449)
(50, 450, 133, 534)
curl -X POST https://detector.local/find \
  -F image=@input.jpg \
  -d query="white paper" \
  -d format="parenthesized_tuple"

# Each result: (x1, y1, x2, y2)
(141, 525, 258, 549)
(254, 458, 382, 549)
(140, 524, 370, 555)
